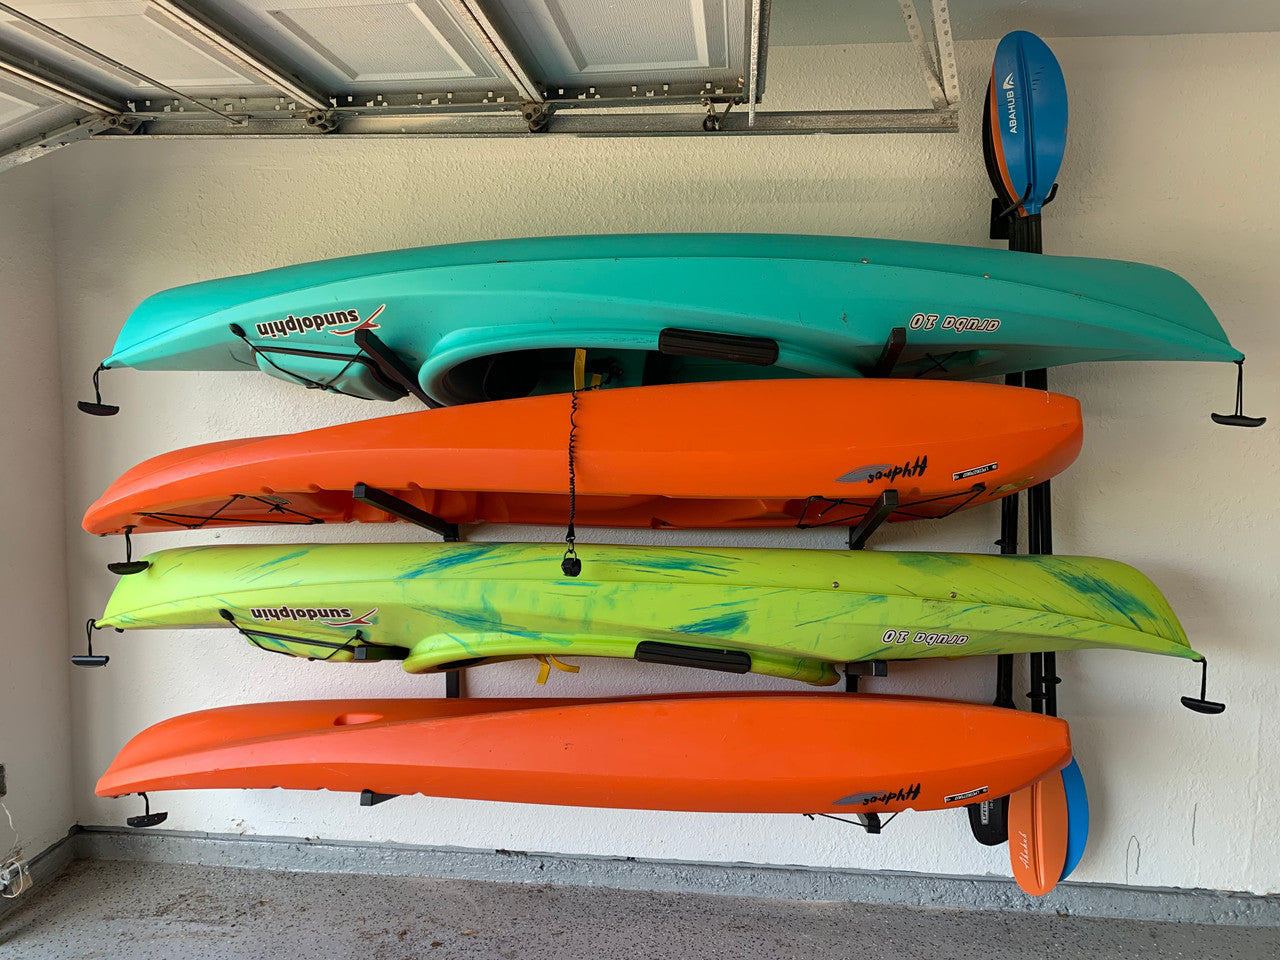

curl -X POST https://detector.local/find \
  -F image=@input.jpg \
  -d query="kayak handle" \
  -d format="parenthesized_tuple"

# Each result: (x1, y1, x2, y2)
(106, 525, 150, 576)
(1181, 658, 1226, 715)
(658, 328, 778, 366)
(1211, 359, 1266, 428)
(126, 793, 168, 829)
(633, 641, 750, 674)
(78, 362, 119, 416)
(72, 618, 115, 668)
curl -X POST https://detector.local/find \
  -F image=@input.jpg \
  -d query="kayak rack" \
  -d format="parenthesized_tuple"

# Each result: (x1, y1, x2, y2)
(353, 329, 440, 408)
(847, 491, 898, 550)
(359, 656, 465, 809)
(352, 484, 459, 541)
(804, 809, 901, 836)
(795, 484, 986, 548)
(844, 659, 888, 693)
(870, 327, 907, 377)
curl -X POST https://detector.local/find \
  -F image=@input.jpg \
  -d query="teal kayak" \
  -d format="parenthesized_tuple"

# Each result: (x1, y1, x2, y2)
(93, 233, 1242, 406)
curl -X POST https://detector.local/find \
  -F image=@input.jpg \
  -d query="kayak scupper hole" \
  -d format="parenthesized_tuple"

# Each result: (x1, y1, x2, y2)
(333, 712, 383, 726)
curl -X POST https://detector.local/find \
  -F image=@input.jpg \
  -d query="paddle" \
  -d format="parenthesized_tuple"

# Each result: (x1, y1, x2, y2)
(982, 31, 1067, 254)
(1059, 757, 1090, 880)
(972, 32, 1071, 861)
(1009, 771, 1069, 896)
(985, 29, 1068, 712)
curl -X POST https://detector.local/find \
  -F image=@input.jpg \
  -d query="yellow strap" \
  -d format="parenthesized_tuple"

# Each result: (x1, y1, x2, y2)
(573, 348, 586, 391)
(534, 655, 581, 685)
(590, 372, 602, 389)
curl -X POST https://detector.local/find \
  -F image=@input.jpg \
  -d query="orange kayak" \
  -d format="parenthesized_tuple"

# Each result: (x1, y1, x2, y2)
(97, 694, 1071, 815)
(84, 379, 1081, 534)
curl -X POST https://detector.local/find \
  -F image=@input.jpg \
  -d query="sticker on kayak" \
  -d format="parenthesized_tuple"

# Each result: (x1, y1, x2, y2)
(835, 783, 921, 806)
(247, 605, 378, 627)
(837, 456, 927, 484)
(908, 312, 1002, 333)
(945, 785, 990, 804)
(881, 629, 970, 648)
(953, 462, 998, 481)
(252, 304, 384, 340)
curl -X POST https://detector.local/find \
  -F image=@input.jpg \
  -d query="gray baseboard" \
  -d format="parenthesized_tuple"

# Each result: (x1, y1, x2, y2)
(63, 825, 1280, 927)
(0, 830, 76, 923)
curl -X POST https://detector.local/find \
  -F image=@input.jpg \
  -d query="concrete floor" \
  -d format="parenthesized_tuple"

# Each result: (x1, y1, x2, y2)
(1, 860, 1277, 960)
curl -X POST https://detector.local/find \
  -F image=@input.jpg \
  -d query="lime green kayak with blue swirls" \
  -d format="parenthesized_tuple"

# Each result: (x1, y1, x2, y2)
(95, 542, 1200, 686)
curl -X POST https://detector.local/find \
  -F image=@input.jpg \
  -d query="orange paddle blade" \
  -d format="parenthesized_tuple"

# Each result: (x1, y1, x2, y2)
(83, 379, 1082, 534)
(98, 694, 1072, 815)
(1009, 773, 1070, 895)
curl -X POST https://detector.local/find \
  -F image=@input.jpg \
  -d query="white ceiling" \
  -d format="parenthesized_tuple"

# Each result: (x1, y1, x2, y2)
(772, 1, 1280, 46)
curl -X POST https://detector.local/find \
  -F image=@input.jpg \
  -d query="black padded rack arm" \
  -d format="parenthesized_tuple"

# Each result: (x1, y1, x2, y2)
(847, 490, 899, 550)
(869, 327, 907, 378)
(353, 328, 441, 408)
(352, 484, 459, 541)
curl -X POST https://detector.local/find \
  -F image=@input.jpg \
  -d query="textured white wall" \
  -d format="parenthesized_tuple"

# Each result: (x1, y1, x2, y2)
(44, 34, 1280, 894)
(0, 160, 74, 855)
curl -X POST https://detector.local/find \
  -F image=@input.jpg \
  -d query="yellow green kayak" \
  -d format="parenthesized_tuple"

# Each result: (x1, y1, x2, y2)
(95, 542, 1199, 686)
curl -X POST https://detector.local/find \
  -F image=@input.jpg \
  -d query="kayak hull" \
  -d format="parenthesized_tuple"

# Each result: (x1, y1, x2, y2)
(83, 379, 1083, 535)
(95, 694, 1072, 815)
(95, 542, 1200, 685)
(99, 234, 1242, 406)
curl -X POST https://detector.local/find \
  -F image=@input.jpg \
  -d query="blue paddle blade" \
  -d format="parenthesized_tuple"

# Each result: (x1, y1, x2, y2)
(987, 31, 1068, 217)
(1060, 757, 1089, 880)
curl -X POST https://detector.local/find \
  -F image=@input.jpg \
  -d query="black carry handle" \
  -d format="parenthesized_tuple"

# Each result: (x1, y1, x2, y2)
(78, 363, 119, 416)
(126, 793, 168, 828)
(1211, 359, 1266, 428)
(73, 618, 113, 667)
(1181, 658, 1226, 715)
(633, 641, 751, 674)
(107, 526, 150, 576)
(658, 328, 779, 366)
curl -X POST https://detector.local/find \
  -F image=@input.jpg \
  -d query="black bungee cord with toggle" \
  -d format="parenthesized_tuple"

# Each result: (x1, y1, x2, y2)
(561, 387, 582, 577)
